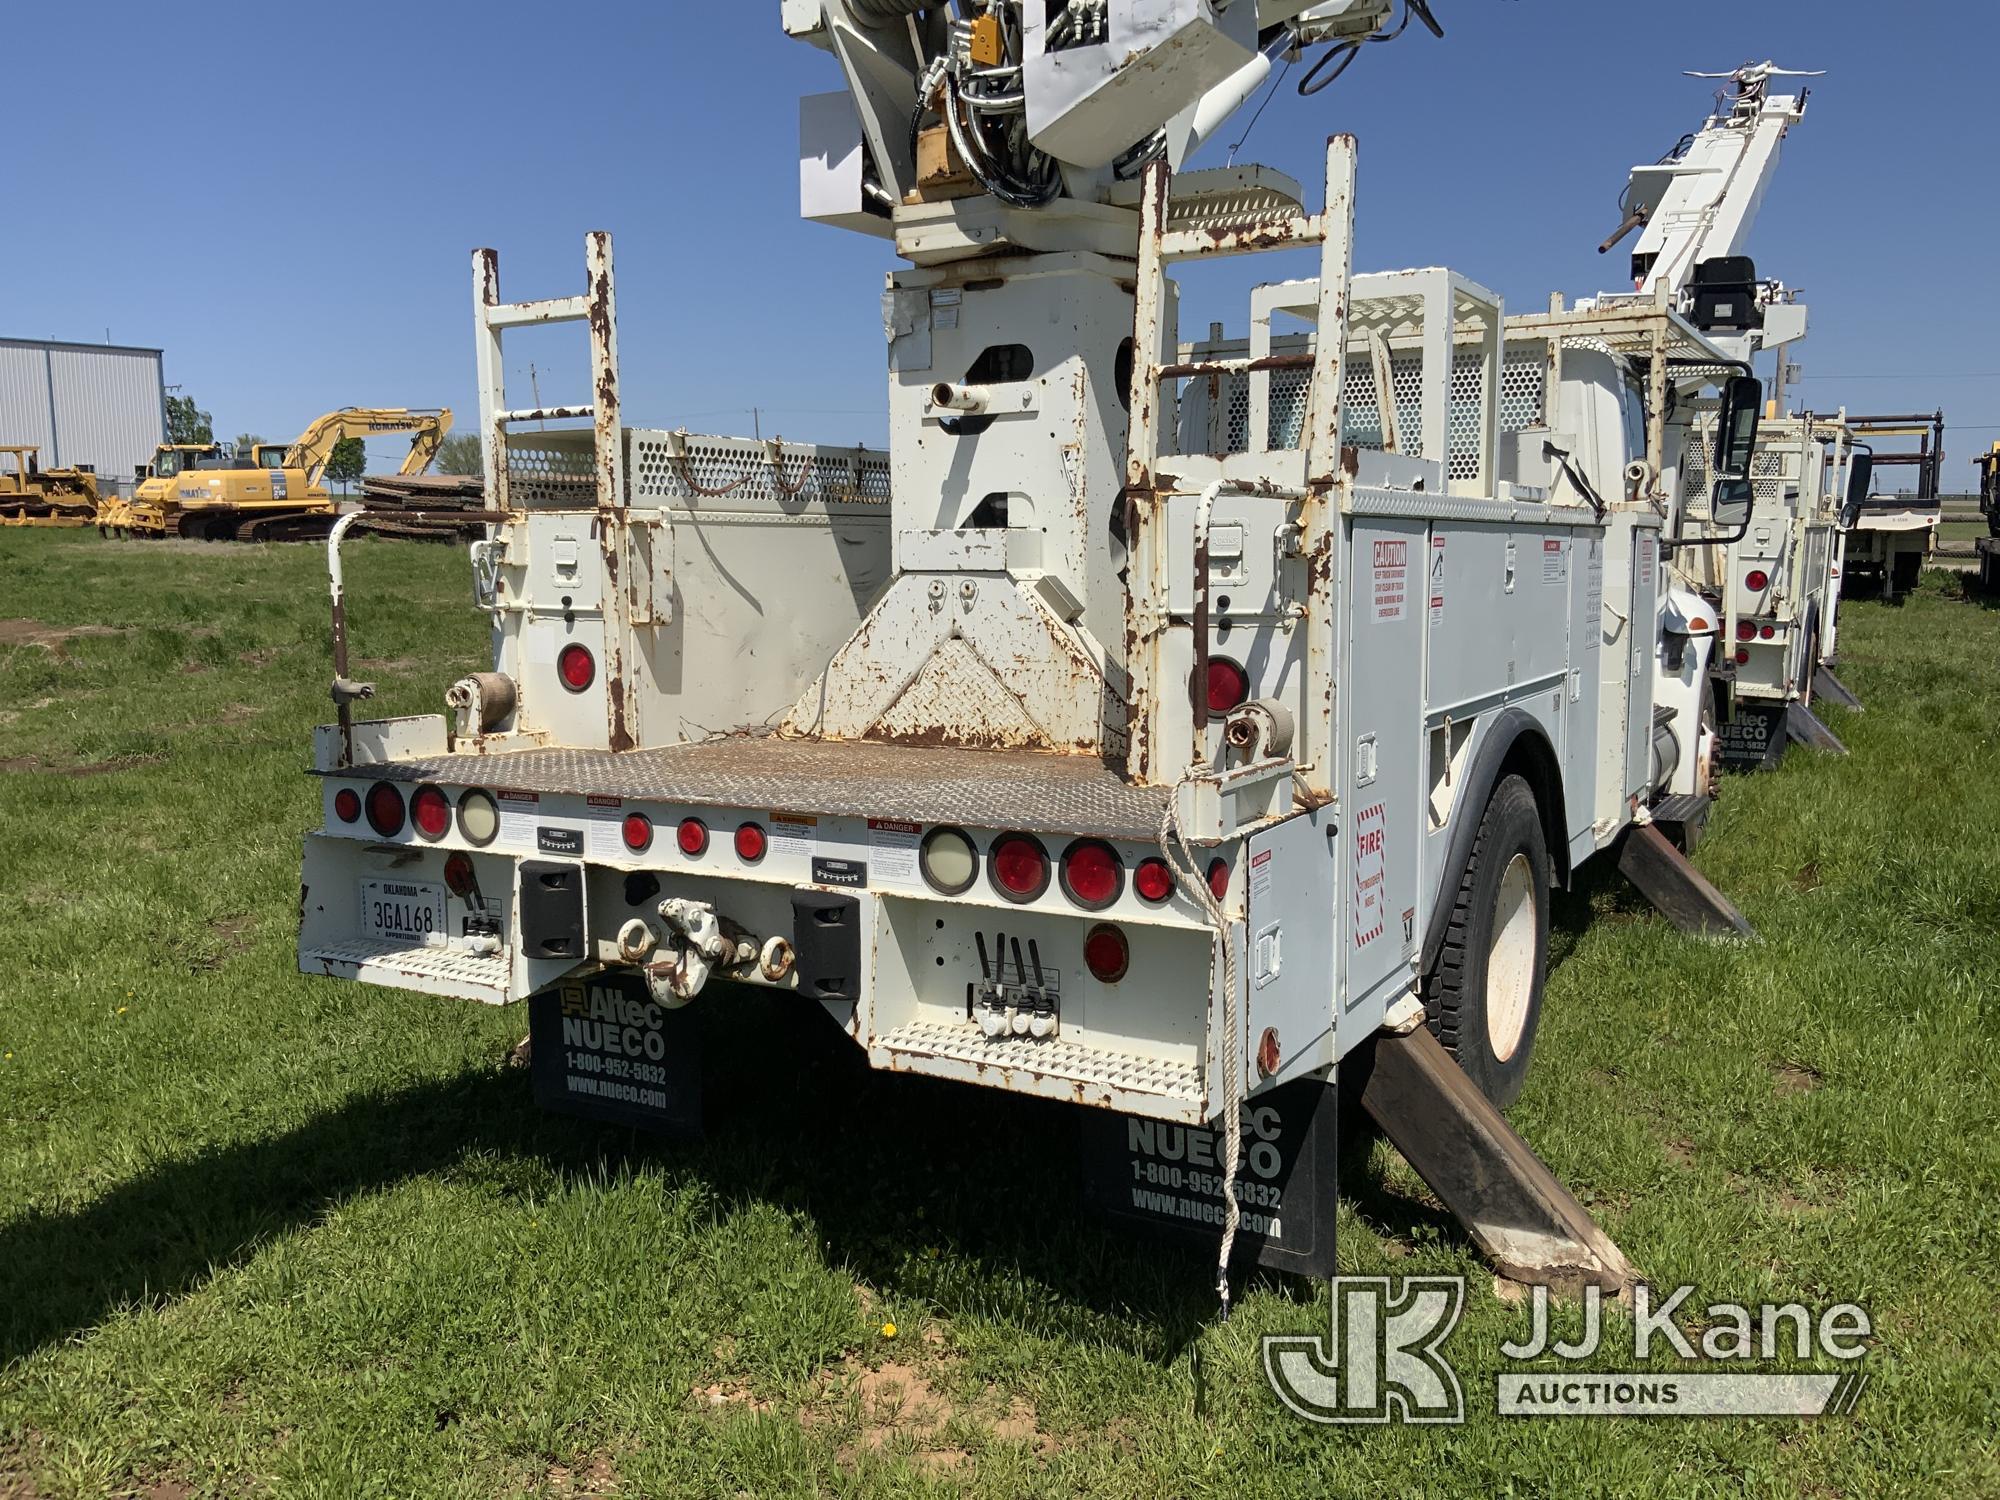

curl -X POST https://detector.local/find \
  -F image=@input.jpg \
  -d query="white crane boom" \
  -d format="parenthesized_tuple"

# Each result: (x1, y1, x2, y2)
(1612, 61, 1820, 301)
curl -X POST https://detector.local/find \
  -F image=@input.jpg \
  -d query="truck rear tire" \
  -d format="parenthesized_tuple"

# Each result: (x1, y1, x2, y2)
(1422, 774, 1550, 1110)
(1892, 549, 1922, 600)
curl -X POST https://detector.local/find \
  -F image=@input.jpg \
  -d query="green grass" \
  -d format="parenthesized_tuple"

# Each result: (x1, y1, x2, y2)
(1, 530, 1997, 1497)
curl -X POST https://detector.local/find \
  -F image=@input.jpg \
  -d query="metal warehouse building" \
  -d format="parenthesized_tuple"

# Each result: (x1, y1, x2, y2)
(0, 337, 167, 498)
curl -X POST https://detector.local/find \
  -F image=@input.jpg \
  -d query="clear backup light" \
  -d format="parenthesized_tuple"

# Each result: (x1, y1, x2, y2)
(989, 833, 1051, 903)
(558, 643, 595, 693)
(411, 785, 451, 840)
(333, 788, 362, 824)
(457, 789, 500, 846)
(365, 782, 406, 837)
(1059, 839, 1123, 910)
(920, 827, 978, 895)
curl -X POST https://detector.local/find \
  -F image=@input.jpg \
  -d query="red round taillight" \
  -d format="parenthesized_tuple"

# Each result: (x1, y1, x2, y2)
(1736, 620, 1756, 642)
(735, 822, 767, 862)
(443, 852, 476, 898)
(558, 643, 595, 693)
(1735, 648, 1752, 666)
(677, 818, 709, 857)
(1134, 856, 1174, 904)
(1744, 569, 1770, 593)
(1206, 858, 1230, 902)
(365, 782, 405, 837)
(333, 788, 362, 824)
(1083, 923, 1130, 984)
(1760, 625, 1775, 640)
(411, 785, 451, 840)
(989, 833, 1051, 902)
(1203, 657, 1250, 718)
(1060, 839, 1123, 910)
(622, 812, 654, 853)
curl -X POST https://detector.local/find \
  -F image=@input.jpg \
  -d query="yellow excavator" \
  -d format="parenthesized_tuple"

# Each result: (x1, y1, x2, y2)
(1, 446, 102, 527)
(98, 443, 225, 536)
(114, 408, 452, 541)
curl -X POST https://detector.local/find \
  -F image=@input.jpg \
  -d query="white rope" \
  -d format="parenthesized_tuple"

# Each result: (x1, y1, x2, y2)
(1158, 773, 1243, 1318)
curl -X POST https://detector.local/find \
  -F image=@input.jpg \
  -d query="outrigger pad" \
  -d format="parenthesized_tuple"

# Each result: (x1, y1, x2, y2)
(1617, 824, 1757, 941)
(1811, 666, 1864, 713)
(1785, 701, 1850, 756)
(1360, 1028, 1638, 1294)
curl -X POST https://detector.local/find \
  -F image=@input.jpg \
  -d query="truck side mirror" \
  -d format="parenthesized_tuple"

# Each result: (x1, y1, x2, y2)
(1711, 477, 1754, 537)
(1845, 450, 1874, 513)
(1714, 375, 1763, 477)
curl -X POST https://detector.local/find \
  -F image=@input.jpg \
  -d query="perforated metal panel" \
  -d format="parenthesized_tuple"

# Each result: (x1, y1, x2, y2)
(503, 434, 597, 506)
(629, 431, 892, 506)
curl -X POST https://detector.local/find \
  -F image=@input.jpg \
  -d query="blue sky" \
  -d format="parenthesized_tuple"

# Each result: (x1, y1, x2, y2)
(5, 1, 1996, 482)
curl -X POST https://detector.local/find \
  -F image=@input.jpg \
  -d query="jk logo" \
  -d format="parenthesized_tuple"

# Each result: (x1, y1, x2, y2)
(1263, 1276, 1465, 1424)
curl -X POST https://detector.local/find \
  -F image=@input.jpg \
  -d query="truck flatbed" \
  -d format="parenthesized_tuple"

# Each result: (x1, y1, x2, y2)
(322, 735, 1177, 846)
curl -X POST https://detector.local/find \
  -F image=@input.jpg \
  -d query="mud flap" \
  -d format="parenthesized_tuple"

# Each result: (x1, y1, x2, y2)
(1360, 1027, 1637, 1293)
(1785, 701, 1849, 755)
(1811, 666, 1863, 712)
(1715, 702, 1785, 773)
(1078, 1078, 1339, 1278)
(528, 970, 702, 1138)
(1617, 823, 1756, 940)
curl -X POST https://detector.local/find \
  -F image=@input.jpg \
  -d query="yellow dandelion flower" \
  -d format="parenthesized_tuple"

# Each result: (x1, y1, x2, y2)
(117, 1007, 129, 1015)
(880, 1322, 898, 1339)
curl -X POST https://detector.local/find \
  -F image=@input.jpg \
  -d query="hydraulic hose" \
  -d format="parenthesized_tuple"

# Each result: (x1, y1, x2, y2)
(848, 0, 930, 22)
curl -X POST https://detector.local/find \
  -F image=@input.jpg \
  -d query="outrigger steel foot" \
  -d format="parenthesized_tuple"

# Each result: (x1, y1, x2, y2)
(1361, 1028, 1638, 1293)
(1811, 666, 1863, 712)
(1786, 701, 1850, 755)
(1617, 824, 1757, 940)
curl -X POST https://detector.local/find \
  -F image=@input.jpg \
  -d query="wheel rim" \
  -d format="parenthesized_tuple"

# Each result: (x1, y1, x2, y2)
(1486, 853, 1537, 1063)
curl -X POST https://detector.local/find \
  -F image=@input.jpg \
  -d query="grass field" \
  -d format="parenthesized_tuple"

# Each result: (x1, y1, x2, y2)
(1, 529, 1997, 1498)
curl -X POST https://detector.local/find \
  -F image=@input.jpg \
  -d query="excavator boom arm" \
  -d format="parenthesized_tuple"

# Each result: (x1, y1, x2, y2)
(283, 408, 454, 486)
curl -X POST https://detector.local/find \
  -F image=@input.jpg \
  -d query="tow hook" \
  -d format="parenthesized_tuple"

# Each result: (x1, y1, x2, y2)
(646, 898, 735, 1007)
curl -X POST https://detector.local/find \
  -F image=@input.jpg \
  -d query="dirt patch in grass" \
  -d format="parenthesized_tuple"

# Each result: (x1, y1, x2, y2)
(237, 648, 280, 668)
(1773, 1063, 1822, 1097)
(189, 914, 259, 973)
(542, 1456, 620, 1497)
(0, 618, 121, 655)
(0, 753, 163, 778)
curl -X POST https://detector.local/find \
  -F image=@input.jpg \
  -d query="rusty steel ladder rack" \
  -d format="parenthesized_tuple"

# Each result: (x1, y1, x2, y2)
(471, 231, 640, 750)
(1122, 137, 1357, 797)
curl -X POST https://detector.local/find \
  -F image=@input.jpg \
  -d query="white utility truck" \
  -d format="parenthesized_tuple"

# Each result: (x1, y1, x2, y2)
(298, 2, 1770, 1299)
(1840, 412, 1946, 605)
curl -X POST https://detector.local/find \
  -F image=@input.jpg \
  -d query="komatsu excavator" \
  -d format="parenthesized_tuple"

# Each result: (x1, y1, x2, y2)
(156, 408, 452, 541)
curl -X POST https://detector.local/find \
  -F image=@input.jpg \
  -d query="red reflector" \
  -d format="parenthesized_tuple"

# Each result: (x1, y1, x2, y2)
(1207, 858, 1230, 902)
(990, 833, 1050, 901)
(1736, 620, 1756, 641)
(411, 785, 451, 840)
(1735, 648, 1752, 666)
(333, 788, 362, 824)
(1083, 924, 1130, 984)
(1204, 658, 1249, 717)
(1745, 569, 1770, 592)
(677, 818, 709, 857)
(735, 822, 767, 862)
(443, 852, 476, 898)
(365, 782, 405, 837)
(1760, 625, 1775, 640)
(558, 643, 595, 693)
(1060, 840, 1122, 909)
(623, 813, 654, 853)
(1134, 857, 1174, 904)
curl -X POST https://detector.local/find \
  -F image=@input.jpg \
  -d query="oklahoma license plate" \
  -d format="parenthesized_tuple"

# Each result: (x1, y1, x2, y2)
(360, 879, 447, 945)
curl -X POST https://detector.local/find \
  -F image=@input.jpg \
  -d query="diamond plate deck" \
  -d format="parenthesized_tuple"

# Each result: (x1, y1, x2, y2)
(875, 1020, 1205, 1105)
(332, 737, 1177, 843)
(301, 937, 511, 1003)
